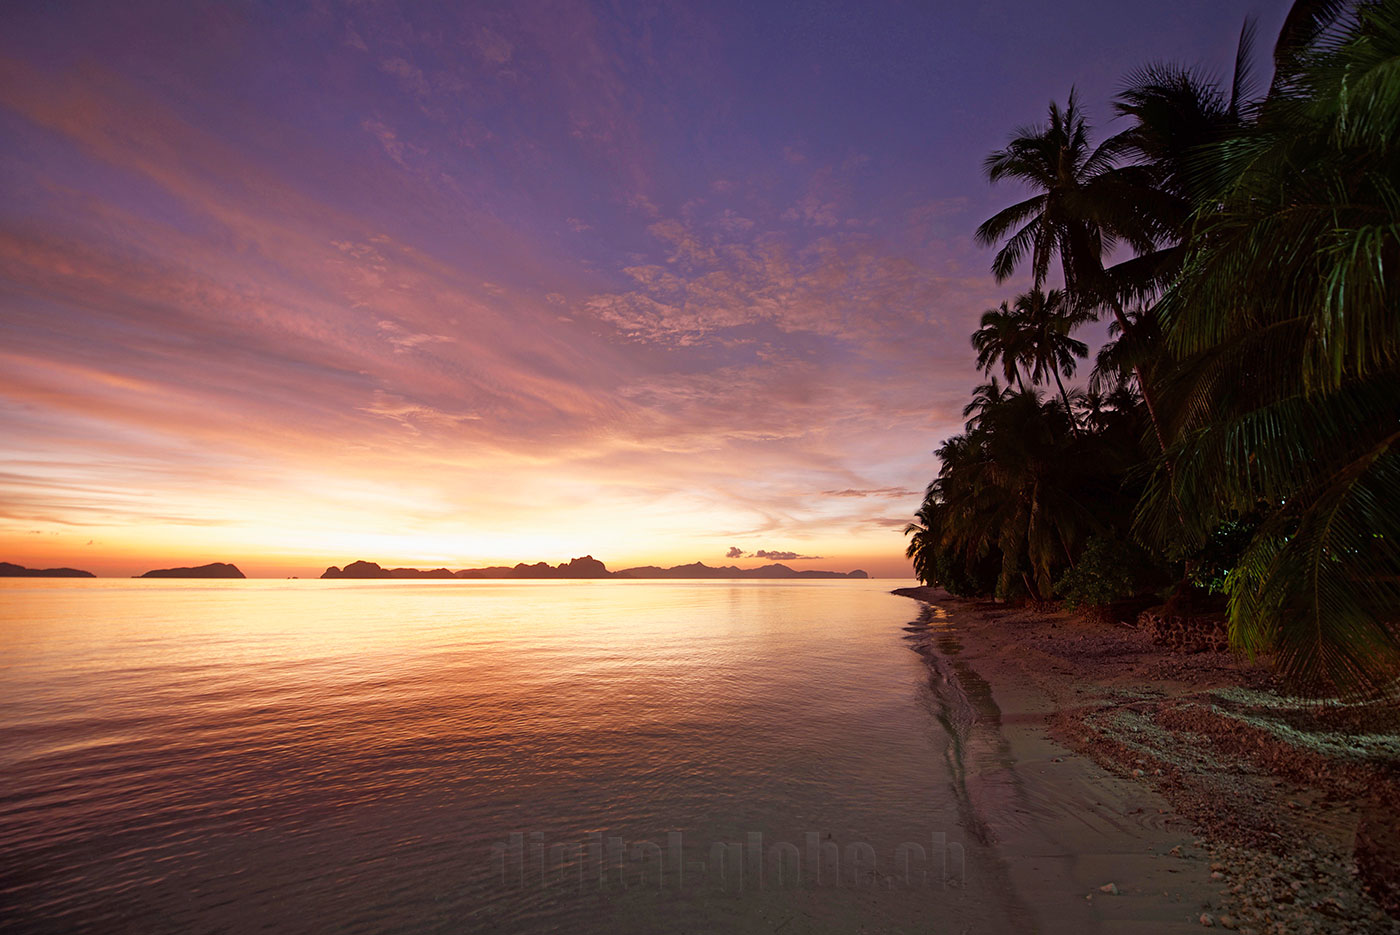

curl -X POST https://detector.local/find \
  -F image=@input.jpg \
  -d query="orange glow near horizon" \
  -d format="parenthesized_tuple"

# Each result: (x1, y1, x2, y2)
(0, 4, 1281, 581)
(5, 2, 1268, 580)
(0, 40, 954, 580)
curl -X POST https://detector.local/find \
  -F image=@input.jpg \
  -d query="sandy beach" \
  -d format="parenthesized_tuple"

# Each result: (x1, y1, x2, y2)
(893, 587, 1400, 934)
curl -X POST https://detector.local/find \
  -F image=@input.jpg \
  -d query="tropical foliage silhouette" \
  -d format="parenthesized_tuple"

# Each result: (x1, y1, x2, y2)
(909, 0, 1399, 697)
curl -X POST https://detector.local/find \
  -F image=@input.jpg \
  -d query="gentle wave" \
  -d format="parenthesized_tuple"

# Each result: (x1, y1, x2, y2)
(1, 579, 1023, 933)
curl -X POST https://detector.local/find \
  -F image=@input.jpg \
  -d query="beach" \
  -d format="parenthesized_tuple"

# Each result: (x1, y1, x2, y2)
(894, 586, 1400, 934)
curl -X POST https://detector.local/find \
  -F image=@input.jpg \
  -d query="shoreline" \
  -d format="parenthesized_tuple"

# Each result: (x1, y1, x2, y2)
(891, 586, 1399, 934)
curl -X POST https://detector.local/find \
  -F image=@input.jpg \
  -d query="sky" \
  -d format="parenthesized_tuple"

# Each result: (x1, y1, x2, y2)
(0, 0, 1291, 578)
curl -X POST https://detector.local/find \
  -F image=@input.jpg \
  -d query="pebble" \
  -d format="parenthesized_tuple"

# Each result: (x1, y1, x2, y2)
(1100, 882, 1119, 895)
(1201, 912, 1215, 926)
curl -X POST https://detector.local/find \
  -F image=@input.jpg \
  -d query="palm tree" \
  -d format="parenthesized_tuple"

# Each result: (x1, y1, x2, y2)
(1089, 307, 1161, 394)
(970, 302, 1029, 391)
(909, 389, 1106, 601)
(961, 378, 1009, 430)
(1108, 40, 1255, 297)
(903, 497, 940, 587)
(1013, 288, 1088, 431)
(1137, 0, 1400, 695)
(974, 89, 1151, 290)
(1271, 0, 1358, 90)
(974, 90, 1173, 455)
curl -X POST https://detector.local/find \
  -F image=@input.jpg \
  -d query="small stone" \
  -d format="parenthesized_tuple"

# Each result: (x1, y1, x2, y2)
(1100, 882, 1119, 895)
(1200, 912, 1215, 927)
(1218, 915, 1236, 929)
(1132, 768, 1144, 777)
(1211, 871, 1224, 880)
(1170, 845, 1183, 857)
(1289, 880, 1302, 891)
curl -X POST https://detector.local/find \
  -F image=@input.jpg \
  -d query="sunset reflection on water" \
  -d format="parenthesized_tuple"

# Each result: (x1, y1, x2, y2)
(1, 579, 1024, 933)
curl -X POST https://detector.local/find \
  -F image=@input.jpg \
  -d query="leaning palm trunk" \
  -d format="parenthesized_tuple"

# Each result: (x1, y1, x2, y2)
(1096, 292, 1190, 534)
(1050, 367, 1079, 436)
(1106, 298, 1170, 456)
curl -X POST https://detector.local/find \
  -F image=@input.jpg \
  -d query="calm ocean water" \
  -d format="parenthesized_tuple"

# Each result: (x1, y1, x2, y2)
(0, 579, 1037, 933)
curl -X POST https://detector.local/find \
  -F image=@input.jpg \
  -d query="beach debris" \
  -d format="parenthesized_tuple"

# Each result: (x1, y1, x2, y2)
(1100, 882, 1119, 895)
(1199, 911, 1215, 926)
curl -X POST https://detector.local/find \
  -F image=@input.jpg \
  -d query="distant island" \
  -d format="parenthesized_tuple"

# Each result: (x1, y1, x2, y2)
(0, 561, 95, 578)
(322, 556, 868, 580)
(138, 562, 246, 579)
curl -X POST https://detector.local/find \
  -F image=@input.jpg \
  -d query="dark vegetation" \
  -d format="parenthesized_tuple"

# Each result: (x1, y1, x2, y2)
(906, 0, 1399, 696)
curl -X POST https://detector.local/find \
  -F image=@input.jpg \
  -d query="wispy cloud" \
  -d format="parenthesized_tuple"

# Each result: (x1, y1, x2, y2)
(0, 1, 1044, 576)
(822, 487, 918, 499)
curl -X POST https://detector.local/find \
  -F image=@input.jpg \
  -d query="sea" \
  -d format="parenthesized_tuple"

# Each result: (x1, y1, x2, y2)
(0, 578, 1042, 933)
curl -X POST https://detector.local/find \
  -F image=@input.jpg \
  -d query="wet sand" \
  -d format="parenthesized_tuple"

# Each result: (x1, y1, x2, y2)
(892, 587, 1400, 934)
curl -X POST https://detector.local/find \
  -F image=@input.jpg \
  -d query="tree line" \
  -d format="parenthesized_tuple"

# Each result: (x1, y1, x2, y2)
(905, 0, 1399, 696)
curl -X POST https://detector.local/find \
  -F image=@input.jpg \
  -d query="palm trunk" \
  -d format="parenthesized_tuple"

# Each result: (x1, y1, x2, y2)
(1107, 297, 1187, 528)
(1106, 299, 1168, 454)
(1052, 368, 1080, 437)
(1058, 526, 1076, 568)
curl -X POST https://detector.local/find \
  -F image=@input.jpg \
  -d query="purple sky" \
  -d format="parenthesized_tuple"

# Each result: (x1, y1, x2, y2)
(0, 0, 1291, 576)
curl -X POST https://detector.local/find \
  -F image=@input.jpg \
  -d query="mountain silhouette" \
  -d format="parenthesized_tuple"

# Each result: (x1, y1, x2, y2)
(0, 561, 95, 578)
(138, 562, 245, 578)
(322, 556, 867, 580)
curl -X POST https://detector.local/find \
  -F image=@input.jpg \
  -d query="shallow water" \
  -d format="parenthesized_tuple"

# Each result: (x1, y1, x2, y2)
(0, 578, 1035, 933)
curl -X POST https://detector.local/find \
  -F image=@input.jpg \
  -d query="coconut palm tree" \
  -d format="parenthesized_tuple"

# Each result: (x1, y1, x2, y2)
(974, 90, 1173, 454)
(1271, 0, 1359, 89)
(973, 90, 1152, 290)
(1090, 307, 1161, 394)
(961, 378, 1009, 431)
(903, 498, 939, 587)
(1012, 288, 1088, 432)
(1137, 0, 1400, 695)
(909, 389, 1106, 601)
(1107, 21, 1258, 301)
(970, 302, 1030, 391)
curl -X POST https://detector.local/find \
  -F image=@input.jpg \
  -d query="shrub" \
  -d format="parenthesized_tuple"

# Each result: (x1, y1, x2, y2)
(1054, 535, 1139, 611)
(1186, 516, 1260, 595)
